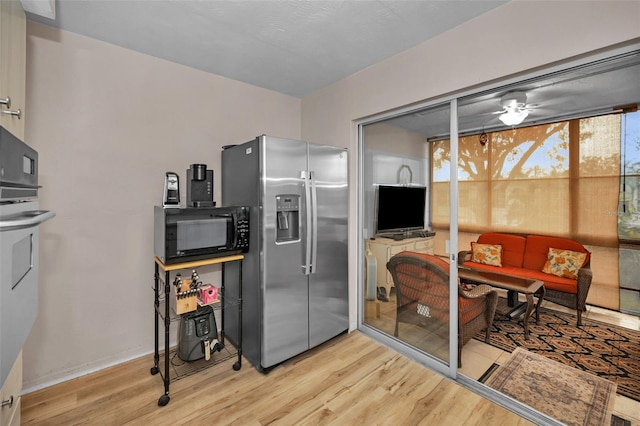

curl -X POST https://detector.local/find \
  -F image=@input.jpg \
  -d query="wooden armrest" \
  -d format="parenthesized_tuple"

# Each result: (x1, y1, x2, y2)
(457, 250, 471, 265)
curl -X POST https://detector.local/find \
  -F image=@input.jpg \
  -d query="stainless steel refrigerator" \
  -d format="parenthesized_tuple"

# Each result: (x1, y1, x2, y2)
(221, 135, 348, 371)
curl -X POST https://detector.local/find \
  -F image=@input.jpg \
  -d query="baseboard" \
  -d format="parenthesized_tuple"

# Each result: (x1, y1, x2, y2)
(21, 347, 155, 395)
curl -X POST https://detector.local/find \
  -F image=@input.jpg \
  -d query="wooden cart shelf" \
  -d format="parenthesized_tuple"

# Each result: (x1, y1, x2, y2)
(151, 255, 243, 407)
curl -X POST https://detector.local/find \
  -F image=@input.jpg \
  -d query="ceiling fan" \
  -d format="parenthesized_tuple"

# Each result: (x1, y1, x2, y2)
(493, 91, 537, 125)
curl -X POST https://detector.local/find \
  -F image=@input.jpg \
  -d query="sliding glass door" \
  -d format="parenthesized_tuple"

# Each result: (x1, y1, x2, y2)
(359, 104, 453, 369)
(357, 46, 640, 425)
(619, 111, 640, 315)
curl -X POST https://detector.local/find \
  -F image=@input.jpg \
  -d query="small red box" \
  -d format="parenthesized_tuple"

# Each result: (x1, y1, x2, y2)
(199, 284, 218, 305)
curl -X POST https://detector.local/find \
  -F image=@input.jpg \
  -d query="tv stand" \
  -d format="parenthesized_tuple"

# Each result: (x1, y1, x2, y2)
(366, 234, 435, 300)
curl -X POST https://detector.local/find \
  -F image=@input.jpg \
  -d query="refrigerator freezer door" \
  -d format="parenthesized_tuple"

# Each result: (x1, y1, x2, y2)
(307, 144, 349, 348)
(221, 138, 260, 366)
(261, 136, 310, 367)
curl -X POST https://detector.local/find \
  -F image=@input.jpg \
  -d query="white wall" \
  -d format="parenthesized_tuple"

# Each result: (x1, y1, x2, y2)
(300, 1, 640, 330)
(23, 22, 301, 389)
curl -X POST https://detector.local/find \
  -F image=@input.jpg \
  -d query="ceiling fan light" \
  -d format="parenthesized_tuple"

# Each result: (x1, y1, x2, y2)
(499, 110, 529, 126)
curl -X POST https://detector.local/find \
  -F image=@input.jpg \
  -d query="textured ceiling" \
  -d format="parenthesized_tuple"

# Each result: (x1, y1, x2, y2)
(26, 0, 507, 98)
(25, 1, 638, 134)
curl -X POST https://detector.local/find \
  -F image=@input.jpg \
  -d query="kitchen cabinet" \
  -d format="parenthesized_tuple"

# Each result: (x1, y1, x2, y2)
(0, 352, 21, 426)
(0, 5, 26, 425)
(367, 236, 435, 297)
(0, 0, 26, 139)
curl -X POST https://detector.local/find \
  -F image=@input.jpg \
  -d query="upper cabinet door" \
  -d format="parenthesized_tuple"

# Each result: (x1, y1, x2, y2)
(0, 0, 26, 140)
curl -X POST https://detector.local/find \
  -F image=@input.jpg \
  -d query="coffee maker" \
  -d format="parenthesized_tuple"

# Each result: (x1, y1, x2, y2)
(186, 164, 215, 207)
(163, 172, 180, 207)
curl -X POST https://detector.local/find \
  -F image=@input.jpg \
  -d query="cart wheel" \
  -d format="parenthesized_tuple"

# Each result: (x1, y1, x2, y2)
(233, 362, 241, 371)
(158, 394, 170, 406)
(150, 366, 159, 375)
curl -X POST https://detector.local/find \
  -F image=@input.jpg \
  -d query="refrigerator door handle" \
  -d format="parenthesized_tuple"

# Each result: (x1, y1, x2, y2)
(301, 170, 312, 275)
(309, 171, 318, 274)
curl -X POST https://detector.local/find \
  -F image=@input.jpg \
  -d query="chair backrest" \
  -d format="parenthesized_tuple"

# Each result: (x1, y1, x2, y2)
(386, 251, 450, 316)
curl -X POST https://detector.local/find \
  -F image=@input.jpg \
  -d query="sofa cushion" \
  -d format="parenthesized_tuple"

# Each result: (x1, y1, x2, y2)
(542, 248, 588, 280)
(470, 243, 502, 267)
(518, 269, 578, 294)
(461, 261, 524, 278)
(523, 235, 590, 271)
(461, 261, 578, 294)
(476, 233, 526, 268)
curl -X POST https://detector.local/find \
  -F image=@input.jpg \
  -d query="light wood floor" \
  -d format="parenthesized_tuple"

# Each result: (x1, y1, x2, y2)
(21, 331, 532, 425)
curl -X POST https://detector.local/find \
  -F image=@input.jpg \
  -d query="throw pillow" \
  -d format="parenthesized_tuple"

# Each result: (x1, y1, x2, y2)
(470, 243, 502, 267)
(542, 247, 587, 279)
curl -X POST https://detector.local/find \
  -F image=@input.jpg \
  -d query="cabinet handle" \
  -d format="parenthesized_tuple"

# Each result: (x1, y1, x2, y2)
(0, 97, 10, 108)
(1, 395, 13, 408)
(2, 109, 21, 119)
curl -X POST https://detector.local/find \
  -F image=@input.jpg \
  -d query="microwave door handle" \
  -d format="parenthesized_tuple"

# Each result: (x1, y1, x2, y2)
(301, 171, 312, 275)
(0, 210, 56, 232)
(309, 171, 318, 274)
(231, 213, 238, 248)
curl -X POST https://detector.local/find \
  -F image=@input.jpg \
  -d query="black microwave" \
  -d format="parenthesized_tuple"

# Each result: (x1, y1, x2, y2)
(154, 205, 249, 264)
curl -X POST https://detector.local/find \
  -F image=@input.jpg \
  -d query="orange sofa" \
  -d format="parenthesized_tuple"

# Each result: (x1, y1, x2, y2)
(458, 232, 592, 326)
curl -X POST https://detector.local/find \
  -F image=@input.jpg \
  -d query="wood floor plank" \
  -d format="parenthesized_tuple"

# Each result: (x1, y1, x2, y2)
(21, 331, 532, 425)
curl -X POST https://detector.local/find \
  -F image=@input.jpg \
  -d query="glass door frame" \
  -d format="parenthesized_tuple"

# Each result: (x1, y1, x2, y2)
(356, 99, 460, 378)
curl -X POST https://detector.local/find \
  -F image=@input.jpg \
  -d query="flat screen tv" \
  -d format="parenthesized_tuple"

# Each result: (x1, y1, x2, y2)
(374, 185, 427, 235)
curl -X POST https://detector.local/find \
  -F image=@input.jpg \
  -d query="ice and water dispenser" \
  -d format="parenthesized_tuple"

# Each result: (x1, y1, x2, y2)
(276, 195, 299, 242)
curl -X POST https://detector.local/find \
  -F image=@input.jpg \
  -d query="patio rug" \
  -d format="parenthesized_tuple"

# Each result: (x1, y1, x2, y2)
(484, 347, 617, 426)
(474, 306, 640, 402)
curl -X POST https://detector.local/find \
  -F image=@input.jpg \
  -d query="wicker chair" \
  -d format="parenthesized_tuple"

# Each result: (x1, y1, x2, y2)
(387, 251, 498, 367)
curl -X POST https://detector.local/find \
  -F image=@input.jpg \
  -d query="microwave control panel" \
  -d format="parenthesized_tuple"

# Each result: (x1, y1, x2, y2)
(235, 207, 250, 251)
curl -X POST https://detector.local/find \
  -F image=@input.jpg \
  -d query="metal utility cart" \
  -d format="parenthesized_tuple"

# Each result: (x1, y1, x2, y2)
(151, 255, 243, 406)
